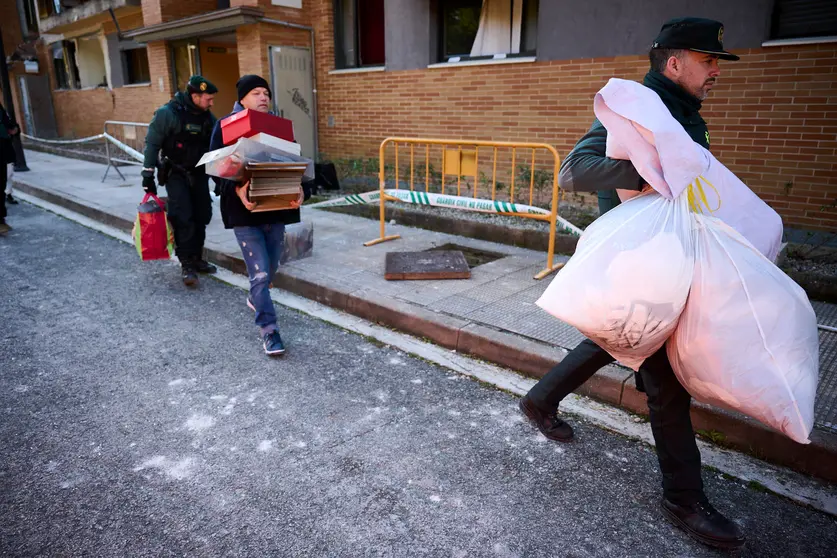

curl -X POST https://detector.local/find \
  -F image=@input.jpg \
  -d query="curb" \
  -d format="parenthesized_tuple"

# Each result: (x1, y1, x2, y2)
(14, 179, 837, 484)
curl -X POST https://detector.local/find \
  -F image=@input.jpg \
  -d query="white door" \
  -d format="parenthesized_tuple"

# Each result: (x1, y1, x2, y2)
(269, 46, 316, 159)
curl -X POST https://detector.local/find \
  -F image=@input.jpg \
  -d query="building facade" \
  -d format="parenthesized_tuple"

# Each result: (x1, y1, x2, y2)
(2, 0, 835, 233)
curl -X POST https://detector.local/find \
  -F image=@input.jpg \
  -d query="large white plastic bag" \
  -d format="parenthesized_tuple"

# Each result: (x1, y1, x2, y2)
(595, 78, 783, 262)
(667, 215, 819, 444)
(537, 191, 694, 370)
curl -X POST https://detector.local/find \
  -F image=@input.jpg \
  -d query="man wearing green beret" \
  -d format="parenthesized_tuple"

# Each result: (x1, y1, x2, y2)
(142, 75, 218, 287)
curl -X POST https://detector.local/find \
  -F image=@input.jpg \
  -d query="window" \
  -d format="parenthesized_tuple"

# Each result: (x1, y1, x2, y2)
(171, 40, 200, 92)
(75, 34, 108, 88)
(52, 41, 80, 90)
(20, 0, 39, 38)
(123, 47, 151, 85)
(334, 0, 385, 69)
(440, 0, 538, 62)
(37, 0, 61, 19)
(441, 0, 481, 59)
(51, 35, 109, 90)
(771, 0, 837, 40)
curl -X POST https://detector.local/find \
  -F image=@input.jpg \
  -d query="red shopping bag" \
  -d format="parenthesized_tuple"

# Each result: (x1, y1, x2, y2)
(133, 193, 174, 261)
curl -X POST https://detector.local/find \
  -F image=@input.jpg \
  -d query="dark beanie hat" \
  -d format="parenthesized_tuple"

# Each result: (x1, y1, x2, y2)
(237, 75, 272, 101)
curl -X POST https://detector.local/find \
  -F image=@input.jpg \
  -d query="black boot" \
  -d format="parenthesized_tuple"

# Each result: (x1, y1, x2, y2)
(6, 193, 18, 205)
(194, 258, 217, 274)
(518, 396, 574, 442)
(181, 259, 199, 287)
(662, 499, 745, 550)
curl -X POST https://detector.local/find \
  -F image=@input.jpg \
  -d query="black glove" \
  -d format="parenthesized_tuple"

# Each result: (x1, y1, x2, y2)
(142, 171, 157, 195)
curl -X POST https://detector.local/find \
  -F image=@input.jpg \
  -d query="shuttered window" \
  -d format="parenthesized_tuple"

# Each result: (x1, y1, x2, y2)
(771, 0, 837, 40)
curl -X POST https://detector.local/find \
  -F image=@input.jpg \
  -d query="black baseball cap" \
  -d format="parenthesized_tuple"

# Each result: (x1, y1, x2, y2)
(652, 17, 740, 61)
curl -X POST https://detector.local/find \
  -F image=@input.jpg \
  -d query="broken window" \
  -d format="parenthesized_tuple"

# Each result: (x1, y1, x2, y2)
(441, 0, 538, 62)
(75, 34, 108, 89)
(52, 41, 80, 90)
(334, 0, 386, 69)
(123, 47, 151, 85)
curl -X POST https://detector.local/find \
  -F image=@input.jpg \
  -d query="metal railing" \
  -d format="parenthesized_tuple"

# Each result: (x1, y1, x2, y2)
(364, 137, 577, 280)
(102, 121, 149, 182)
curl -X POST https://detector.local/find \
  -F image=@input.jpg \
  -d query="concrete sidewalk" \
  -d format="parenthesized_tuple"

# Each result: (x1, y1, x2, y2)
(11, 150, 837, 483)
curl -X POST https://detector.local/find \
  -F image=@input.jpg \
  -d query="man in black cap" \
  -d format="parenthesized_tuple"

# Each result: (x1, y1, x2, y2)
(142, 75, 219, 287)
(519, 18, 746, 550)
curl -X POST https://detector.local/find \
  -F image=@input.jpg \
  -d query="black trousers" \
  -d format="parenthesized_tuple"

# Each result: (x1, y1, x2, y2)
(527, 338, 705, 505)
(165, 170, 212, 262)
(0, 161, 7, 221)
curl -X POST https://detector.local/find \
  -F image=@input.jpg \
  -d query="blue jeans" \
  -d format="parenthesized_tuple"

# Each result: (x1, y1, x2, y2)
(234, 224, 285, 334)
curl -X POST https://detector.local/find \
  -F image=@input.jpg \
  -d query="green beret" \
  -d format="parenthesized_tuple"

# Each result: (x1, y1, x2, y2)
(187, 75, 218, 94)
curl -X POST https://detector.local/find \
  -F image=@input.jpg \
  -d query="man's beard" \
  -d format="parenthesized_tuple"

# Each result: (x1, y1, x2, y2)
(697, 79, 717, 100)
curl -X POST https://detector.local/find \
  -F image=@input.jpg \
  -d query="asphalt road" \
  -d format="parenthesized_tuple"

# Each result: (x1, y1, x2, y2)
(1, 202, 836, 557)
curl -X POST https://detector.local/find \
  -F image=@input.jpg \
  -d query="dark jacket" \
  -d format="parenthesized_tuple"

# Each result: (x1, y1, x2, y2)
(209, 102, 311, 229)
(559, 70, 711, 213)
(0, 103, 17, 166)
(143, 92, 217, 169)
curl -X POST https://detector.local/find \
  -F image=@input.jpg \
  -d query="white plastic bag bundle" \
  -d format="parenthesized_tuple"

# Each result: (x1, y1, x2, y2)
(667, 215, 819, 444)
(595, 78, 783, 262)
(536, 192, 694, 370)
(197, 136, 314, 182)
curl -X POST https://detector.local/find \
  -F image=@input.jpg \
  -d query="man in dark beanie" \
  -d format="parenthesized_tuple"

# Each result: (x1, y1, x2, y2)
(209, 75, 310, 356)
(142, 75, 218, 286)
(236, 75, 272, 110)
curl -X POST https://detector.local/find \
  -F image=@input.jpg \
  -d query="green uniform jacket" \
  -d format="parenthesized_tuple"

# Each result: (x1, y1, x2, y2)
(142, 92, 218, 170)
(558, 70, 710, 215)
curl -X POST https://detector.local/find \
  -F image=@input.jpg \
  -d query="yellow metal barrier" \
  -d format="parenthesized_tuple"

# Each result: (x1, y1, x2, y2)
(364, 137, 567, 280)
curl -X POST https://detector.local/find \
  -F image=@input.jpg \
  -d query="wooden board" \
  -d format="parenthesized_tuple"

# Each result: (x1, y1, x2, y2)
(384, 251, 471, 281)
(249, 194, 300, 212)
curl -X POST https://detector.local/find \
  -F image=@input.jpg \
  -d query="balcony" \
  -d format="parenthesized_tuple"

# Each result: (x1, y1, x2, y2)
(38, 0, 142, 34)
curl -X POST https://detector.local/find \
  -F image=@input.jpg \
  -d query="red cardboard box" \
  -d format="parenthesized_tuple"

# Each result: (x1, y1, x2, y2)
(221, 109, 295, 146)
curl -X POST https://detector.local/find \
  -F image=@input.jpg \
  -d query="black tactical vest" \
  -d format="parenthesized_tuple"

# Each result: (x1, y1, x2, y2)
(162, 100, 213, 169)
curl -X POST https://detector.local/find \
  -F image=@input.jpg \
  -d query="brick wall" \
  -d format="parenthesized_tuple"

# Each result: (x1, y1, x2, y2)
(142, 0, 217, 26)
(50, 85, 171, 139)
(236, 24, 264, 77)
(259, 1, 312, 26)
(161, 0, 218, 23)
(311, 2, 837, 231)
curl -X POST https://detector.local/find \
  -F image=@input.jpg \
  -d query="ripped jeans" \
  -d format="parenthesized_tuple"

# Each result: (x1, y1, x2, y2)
(233, 224, 286, 335)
